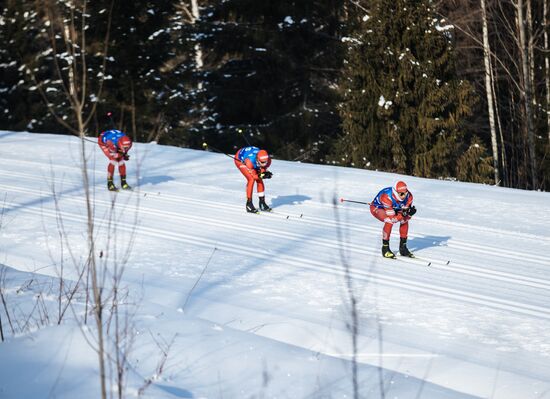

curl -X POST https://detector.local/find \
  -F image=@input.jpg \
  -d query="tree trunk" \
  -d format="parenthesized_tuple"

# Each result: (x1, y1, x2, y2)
(481, 0, 500, 185)
(190, 0, 203, 70)
(492, 65, 508, 185)
(545, 0, 550, 140)
(526, 0, 538, 128)
(516, 0, 538, 189)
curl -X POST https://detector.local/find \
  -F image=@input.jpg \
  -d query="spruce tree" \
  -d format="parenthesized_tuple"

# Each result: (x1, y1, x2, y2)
(456, 136, 494, 184)
(194, 0, 344, 160)
(93, 0, 191, 141)
(337, 0, 482, 180)
(0, 1, 58, 132)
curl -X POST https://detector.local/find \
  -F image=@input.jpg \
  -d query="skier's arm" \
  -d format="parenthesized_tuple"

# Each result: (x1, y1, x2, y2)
(401, 194, 416, 217)
(244, 159, 260, 180)
(405, 193, 414, 208)
(381, 195, 404, 223)
(99, 139, 117, 160)
(258, 167, 273, 179)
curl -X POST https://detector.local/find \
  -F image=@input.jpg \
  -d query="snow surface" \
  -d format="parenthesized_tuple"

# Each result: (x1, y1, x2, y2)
(1, 131, 550, 399)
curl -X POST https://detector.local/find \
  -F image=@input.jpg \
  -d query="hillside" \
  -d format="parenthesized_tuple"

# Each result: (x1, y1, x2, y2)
(1, 131, 550, 399)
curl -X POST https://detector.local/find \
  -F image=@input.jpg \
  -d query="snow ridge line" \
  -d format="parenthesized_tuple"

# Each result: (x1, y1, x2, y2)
(0, 156, 548, 244)
(3, 181, 550, 292)
(0, 166, 548, 267)
(6, 199, 550, 321)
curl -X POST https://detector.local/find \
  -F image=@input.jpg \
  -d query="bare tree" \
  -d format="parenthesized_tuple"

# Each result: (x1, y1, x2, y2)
(515, 0, 538, 189)
(24, 1, 115, 397)
(481, 0, 500, 185)
(332, 195, 360, 399)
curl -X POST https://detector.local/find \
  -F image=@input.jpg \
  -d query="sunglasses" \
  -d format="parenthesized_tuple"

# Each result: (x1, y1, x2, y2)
(398, 191, 407, 198)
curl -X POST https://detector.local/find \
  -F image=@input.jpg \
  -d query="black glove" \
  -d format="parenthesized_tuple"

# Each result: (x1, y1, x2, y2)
(259, 171, 272, 179)
(123, 153, 130, 161)
(402, 206, 416, 218)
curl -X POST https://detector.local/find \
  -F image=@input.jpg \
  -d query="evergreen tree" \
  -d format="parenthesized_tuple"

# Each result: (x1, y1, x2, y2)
(337, 0, 482, 179)
(194, 0, 344, 161)
(0, 1, 57, 132)
(456, 136, 494, 184)
(93, 0, 194, 141)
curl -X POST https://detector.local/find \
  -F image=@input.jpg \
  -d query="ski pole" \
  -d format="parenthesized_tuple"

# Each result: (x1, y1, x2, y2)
(203, 142, 261, 176)
(340, 198, 372, 206)
(202, 142, 240, 162)
(107, 111, 117, 129)
(237, 128, 252, 147)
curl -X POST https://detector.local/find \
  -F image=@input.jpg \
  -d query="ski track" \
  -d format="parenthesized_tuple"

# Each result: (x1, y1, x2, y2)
(1, 169, 549, 290)
(3, 180, 550, 323)
(1, 164, 549, 282)
(0, 163, 549, 266)
(0, 156, 548, 245)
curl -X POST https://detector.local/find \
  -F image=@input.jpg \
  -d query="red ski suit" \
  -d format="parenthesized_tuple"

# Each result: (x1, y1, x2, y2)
(98, 132, 130, 178)
(234, 149, 271, 199)
(370, 187, 414, 241)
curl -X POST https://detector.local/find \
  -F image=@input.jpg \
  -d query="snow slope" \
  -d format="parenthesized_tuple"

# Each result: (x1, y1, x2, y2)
(1, 131, 550, 399)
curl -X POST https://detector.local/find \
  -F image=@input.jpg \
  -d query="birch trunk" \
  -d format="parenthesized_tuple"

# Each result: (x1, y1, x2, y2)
(526, 0, 536, 120)
(190, 0, 203, 70)
(481, 0, 500, 185)
(516, 0, 538, 189)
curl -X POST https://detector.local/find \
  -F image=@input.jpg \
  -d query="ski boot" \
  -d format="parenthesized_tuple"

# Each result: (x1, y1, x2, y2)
(258, 196, 272, 212)
(382, 239, 396, 259)
(107, 177, 118, 191)
(121, 175, 132, 190)
(399, 237, 414, 258)
(246, 199, 259, 213)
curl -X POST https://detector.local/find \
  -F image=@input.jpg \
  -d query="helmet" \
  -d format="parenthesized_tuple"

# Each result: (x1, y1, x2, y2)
(118, 135, 132, 152)
(257, 149, 269, 166)
(392, 181, 408, 200)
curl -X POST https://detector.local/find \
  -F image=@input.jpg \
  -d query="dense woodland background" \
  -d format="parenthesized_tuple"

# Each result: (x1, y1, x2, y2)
(1, 0, 549, 190)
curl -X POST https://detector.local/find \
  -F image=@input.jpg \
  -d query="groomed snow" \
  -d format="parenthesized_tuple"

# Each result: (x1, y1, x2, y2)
(1, 131, 550, 398)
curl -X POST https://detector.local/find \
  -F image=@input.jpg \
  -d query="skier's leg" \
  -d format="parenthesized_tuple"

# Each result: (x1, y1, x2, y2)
(107, 160, 117, 191)
(257, 180, 271, 211)
(399, 219, 409, 238)
(399, 219, 413, 257)
(235, 159, 257, 212)
(244, 177, 257, 212)
(257, 180, 265, 195)
(118, 161, 131, 189)
(235, 163, 254, 196)
(118, 161, 126, 177)
(370, 205, 395, 257)
(107, 161, 115, 178)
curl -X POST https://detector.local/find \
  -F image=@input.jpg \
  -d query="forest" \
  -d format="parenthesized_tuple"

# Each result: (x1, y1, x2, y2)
(1, 0, 549, 190)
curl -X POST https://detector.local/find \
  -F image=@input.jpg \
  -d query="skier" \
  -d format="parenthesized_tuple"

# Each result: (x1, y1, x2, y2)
(370, 181, 417, 258)
(234, 146, 273, 213)
(98, 129, 133, 191)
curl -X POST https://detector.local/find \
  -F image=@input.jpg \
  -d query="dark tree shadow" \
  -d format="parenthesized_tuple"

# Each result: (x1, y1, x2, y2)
(270, 194, 311, 209)
(408, 235, 451, 251)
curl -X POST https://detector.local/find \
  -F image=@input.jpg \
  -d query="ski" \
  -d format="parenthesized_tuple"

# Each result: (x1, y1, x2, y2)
(264, 210, 304, 220)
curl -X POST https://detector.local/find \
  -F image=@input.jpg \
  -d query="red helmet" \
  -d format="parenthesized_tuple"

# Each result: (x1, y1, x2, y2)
(257, 149, 269, 166)
(118, 135, 132, 152)
(392, 181, 408, 200)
